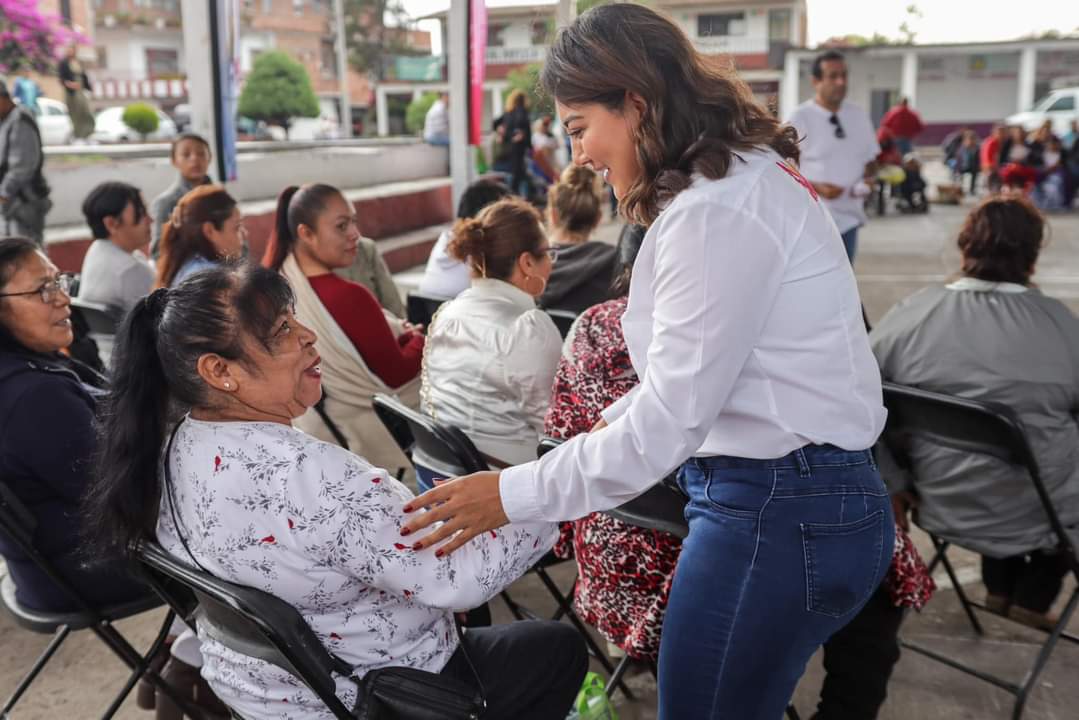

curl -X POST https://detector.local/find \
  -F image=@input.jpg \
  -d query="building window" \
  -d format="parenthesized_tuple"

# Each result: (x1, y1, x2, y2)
(769, 9, 791, 42)
(320, 38, 337, 78)
(698, 12, 745, 38)
(531, 20, 548, 46)
(263, 0, 273, 11)
(145, 48, 179, 78)
(293, 0, 304, 15)
(487, 23, 507, 47)
(95, 45, 108, 68)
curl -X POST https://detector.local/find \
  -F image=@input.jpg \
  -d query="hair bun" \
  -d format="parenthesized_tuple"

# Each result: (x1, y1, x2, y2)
(561, 165, 598, 191)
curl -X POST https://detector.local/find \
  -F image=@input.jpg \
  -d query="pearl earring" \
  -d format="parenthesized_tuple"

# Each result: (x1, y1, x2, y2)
(224, 383, 231, 389)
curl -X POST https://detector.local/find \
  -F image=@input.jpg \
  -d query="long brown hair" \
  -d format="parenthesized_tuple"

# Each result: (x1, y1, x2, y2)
(541, 4, 799, 226)
(155, 185, 236, 288)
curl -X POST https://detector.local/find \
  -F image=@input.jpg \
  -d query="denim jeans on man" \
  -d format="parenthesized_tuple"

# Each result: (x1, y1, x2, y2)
(840, 227, 858, 262)
(658, 444, 895, 720)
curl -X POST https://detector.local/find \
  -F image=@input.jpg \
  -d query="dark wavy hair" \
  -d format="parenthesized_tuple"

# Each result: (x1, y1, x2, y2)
(957, 196, 1045, 286)
(540, 3, 799, 226)
(83, 263, 295, 558)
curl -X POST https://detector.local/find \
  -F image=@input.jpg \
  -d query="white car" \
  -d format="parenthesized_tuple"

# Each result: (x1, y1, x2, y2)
(1006, 87, 1079, 137)
(89, 105, 178, 143)
(35, 97, 74, 146)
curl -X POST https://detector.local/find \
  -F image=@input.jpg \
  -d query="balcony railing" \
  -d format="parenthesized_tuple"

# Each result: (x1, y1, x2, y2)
(486, 46, 547, 65)
(692, 35, 769, 56)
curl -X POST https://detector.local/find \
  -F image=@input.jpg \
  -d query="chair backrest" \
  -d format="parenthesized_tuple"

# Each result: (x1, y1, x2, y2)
(881, 381, 1076, 560)
(69, 298, 123, 336)
(372, 394, 487, 478)
(136, 540, 356, 719)
(545, 308, 578, 339)
(406, 291, 451, 328)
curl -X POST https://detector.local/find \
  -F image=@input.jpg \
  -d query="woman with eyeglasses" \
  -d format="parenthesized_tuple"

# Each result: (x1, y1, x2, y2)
(417, 197, 561, 491)
(402, 7, 891, 718)
(0, 237, 148, 613)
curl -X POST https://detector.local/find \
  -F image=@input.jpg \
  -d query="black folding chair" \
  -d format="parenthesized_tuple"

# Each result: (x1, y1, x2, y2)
(545, 309, 578, 339)
(370, 394, 634, 699)
(405, 291, 451, 328)
(0, 483, 200, 719)
(69, 297, 123, 368)
(881, 381, 1079, 720)
(137, 540, 366, 719)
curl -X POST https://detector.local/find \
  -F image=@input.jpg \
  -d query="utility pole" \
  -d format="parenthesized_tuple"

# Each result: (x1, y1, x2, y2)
(333, 0, 352, 138)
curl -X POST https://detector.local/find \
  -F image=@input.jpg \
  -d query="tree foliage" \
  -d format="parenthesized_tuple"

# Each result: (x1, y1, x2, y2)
(406, 92, 439, 135)
(0, 0, 87, 74)
(237, 51, 319, 131)
(345, 0, 421, 82)
(122, 103, 159, 140)
(504, 63, 554, 119)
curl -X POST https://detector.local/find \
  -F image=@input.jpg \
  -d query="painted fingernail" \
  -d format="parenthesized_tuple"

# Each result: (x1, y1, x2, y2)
(403, 505, 413, 513)
(412, 542, 423, 550)
(400, 527, 411, 536)
(435, 549, 444, 558)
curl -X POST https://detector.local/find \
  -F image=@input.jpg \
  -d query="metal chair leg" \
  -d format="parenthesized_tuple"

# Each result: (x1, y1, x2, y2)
(604, 655, 632, 699)
(0, 624, 71, 715)
(933, 537, 983, 635)
(1012, 587, 1079, 720)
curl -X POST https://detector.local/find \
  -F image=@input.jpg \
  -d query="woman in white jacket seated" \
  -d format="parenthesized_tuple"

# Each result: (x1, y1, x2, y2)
(419, 198, 562, 490)
(84, 264, 587, 720)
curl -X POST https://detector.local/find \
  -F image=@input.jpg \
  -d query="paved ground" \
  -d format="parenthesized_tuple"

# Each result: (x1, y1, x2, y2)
(3, 180, 1079, 719)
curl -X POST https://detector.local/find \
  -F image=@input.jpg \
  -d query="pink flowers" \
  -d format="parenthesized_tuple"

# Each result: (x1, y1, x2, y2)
(0, 1, 90, 74)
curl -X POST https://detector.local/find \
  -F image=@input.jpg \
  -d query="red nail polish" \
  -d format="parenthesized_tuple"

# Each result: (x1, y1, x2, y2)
(435, 549, 444, 558)
(412, 542, 423, 550)
(400, 527, 411, 536)
(403, 506, 413, 513)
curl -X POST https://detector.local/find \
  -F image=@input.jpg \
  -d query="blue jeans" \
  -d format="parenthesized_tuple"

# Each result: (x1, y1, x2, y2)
(415, 463, 439, 493)
(840, 227, 858, 262)
(658, 444, 894, 720)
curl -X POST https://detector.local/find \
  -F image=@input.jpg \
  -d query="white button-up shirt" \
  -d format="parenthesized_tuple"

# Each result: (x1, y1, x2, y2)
(499, 148, 886, 523)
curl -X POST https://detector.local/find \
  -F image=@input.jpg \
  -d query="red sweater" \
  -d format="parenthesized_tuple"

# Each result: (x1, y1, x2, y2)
(880, 105, 924, 139)
(308, 273, 424, 388)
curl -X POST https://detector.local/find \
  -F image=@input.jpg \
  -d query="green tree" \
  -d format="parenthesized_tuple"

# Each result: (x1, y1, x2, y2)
(406, 92, 439, 135)
(121, 103, 159, 141)
(237, 51, 319, 137)
(503, 63, 554, 119)
(345, 0, 421, 82)
(898, 4, 922, 45)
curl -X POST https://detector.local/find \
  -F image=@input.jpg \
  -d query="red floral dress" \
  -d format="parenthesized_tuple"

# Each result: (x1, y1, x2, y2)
(544, 297, 935, 661)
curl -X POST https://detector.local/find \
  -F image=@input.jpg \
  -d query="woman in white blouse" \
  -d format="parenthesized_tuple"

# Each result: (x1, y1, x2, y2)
(84, 264, 586, 720)
(403, 6, 892, 720)
(418, 197, 561, 490)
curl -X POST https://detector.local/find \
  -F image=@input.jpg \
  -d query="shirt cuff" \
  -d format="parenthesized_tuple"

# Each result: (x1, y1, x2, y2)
(499, 461, 542, 524)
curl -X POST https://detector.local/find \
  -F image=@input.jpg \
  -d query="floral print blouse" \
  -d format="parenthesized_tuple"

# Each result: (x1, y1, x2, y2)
(157, 417, 556, 719)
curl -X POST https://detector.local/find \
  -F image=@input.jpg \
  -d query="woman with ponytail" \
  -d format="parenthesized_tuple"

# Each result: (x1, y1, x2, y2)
(537, 164, 618, 313)
(418, 197, 560, 490)
(261, 183, 424, 473)
(84, 264, 586, 720)
(155, 184, 246, 288)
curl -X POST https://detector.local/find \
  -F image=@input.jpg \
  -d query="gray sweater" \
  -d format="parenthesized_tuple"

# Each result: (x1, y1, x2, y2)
(871, 279, 1079, 557)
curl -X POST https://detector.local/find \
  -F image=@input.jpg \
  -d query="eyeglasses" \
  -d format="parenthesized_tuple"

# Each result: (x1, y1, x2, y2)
(829, 114, 846, 139)
(0, 273, 75, 304)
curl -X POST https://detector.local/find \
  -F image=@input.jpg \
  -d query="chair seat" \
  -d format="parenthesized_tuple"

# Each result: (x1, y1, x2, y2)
(0, 573, 161, 634)
(605, 483, 689, 539)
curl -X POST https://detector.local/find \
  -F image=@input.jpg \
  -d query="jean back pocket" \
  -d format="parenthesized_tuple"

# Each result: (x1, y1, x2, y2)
(801, 510, 886, 618)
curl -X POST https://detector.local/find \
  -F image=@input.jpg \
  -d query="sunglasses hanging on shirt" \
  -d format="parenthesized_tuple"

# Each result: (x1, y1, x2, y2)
(829, 114, 846, 139)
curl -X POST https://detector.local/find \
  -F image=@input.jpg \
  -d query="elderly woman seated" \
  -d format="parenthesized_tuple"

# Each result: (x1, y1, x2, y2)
(871, 196, 1079, 629)
(0, 237, 149, 613)
(84, 264, 586, 720)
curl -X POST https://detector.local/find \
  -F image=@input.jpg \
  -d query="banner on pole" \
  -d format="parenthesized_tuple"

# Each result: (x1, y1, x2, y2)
(469, 0, 487, 146)
(214, 0, 241, 181)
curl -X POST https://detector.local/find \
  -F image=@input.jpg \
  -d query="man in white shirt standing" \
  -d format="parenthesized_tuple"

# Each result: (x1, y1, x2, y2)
(787, 51, 879, 262)
(78, 181, 155, 313)
(423, 92, 449, 147)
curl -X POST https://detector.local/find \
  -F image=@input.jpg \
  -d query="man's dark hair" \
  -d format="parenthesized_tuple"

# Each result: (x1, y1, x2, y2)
(82, 181, 146, 240)
(812, 50, 846, 80)
(456, 179, 511, 219)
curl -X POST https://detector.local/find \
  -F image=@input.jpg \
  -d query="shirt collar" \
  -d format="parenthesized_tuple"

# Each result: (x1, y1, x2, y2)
(468, 277, 536, 311)
(945, 277, 1029, 294)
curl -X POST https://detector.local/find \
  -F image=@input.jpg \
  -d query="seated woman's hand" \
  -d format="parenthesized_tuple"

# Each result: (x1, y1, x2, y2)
(401, 470, 509, 556)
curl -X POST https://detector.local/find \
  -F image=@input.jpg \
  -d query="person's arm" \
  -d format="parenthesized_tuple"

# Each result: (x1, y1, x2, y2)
(0, 116, 41, 200)
(7, 378, 96, 506)
(504, 312, 564, 437)
(329, 458, 557, 609)
(368, 242, 406, 318)
(317, 276, 424, 388)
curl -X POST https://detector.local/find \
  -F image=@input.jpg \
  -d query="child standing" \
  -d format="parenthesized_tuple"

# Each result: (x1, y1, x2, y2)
(149, 134, 212, 258)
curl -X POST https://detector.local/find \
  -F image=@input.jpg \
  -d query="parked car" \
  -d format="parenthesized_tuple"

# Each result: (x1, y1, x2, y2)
(35, 97, 74, 146)
(1006, 87, 1079, 137)
(89, 105, 178, 143)
(172, 103, 191, 133)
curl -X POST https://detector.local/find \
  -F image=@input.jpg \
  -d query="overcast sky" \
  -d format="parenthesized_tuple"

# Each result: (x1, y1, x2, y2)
(401, 0, 1079, 54)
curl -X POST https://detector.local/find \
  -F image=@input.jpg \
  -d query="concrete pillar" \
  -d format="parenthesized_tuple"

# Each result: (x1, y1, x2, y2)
(448, 0, 472, 202)
(900, 50, 918, 107)
(1017, 46, 1037, 112)
(376, 88, 389, 137)
(780, 51, 801, 120)
(181, 2, 220, 179)
(789, 4, 802, 46)
(333, 0, 351, 138)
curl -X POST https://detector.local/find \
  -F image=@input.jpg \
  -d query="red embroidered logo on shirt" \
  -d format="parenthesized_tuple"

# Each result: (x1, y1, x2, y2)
(776, 161, 819, 201)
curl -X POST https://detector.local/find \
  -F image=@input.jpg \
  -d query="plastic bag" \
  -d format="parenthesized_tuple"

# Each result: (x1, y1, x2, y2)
(565, 672, 618, 720)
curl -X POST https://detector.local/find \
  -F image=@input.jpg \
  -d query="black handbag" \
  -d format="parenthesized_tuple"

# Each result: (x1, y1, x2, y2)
(162, 422, 487, 719)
